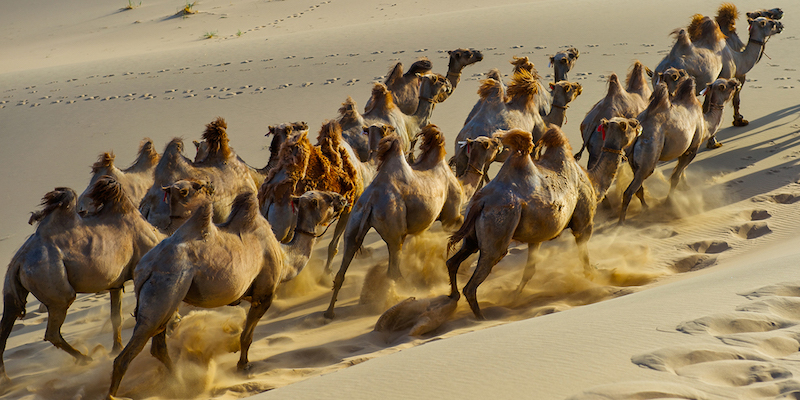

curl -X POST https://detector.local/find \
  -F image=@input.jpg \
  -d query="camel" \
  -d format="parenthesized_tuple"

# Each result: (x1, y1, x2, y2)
(324, 124, 464, 319)
(654, 67, 690, 96)
(0, 176, 164, 384)
(550, 47, 580, 82)
(338, 73, 453, 162)
(446, 121, 640, 319)
(368, 49, 483, 116)
(711, 5, 784, 126)
(139, 117, 259, 234)
(452, 68, 547, 177)
(619, 78, 711, 224)
(77, 138, 159, 214)
(456, 135, 503, 200)
(702, 77, 741, 148)
(544, 81, 583, 127)
(574, 60, 652, 169)
(162, 178, 215, 230)
(108, 190, 346, 398)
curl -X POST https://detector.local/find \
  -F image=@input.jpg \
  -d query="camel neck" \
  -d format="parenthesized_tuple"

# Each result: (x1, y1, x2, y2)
(704, 102, 726, 138)
(545, 103, 568, 127)
(735, 31, 767, 75)
(589, 145, 626, 202)
(280, 222, 318, 282)
(412, 96, 437, 128)
(458, 162, 484, 199)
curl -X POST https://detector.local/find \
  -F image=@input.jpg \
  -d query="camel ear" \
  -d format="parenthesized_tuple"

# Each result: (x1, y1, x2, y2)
(481, 140, 490, 149)
(645, 66, 653, 78)
(290, 196, 300, 214)
(760, 19, 767, 27)
(574, 83, 583, 95)
(299, 122, 308, 131)
(549, 82, 555, 90)
(266, 126, 274, 136)
(548, 56, 554, 68)
(193, 140, 200, 149)
(179, 188, 189, 198)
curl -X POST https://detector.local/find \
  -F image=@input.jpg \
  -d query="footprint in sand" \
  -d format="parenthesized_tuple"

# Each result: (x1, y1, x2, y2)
(670, 255, 716, 273)
(301, 82, 313, 88)
(277, 83, 292, 89)
(392, 50, 405, 54)
(688, 240, 731, 254)
(345, 79, 359, 86)
(745, 209, 771, 221)
(734, 222, 772, 239)
(754, 193, 800, 204)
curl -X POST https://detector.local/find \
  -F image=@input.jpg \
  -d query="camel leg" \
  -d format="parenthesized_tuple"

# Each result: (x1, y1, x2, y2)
(324, 210, 351, 276)
(110, 288, 123, 354)
(731, 78, 748, 127)
(383, 231, 406, 281)
(109, 271, 192, 398)
(237, 294, 274, 371)
(514, 242, 541, 294)
(325, 213, 373, 319)
(149, 329, 172, 371)
(0, 290, 28, 384)
(620, 161, 655, 225)
(446, 238, 479, 300)
(43, 300, 92, 364)
(463, 250, 508, 320)
(635, 186, 648, 210)
(668, 151, 697, 197)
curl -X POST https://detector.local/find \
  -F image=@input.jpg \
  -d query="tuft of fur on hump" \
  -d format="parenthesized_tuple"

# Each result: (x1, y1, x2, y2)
(87, 175, 136, 217)
(201, 117, 232, 161)
(716, 3, 739, 33)
(501, 128, 534, 155)
(414, 124, 446, 165)
(505, 69, 539, 109)
(28, 187, 76, 225)
(91, 152, 116, 173)
(539, 126, 572, 152)
(376, 135, 404, 171)
(134, 138, 160, 169)
(510, 56, 534, 75)
(363, 83, 396, 115)
(219, 192, 260, 232)
(687, 14, 726, 47)
(478, 74, 505, 103)
(625, 61, 649, 94)
(338, 97, 359, 122)
(259, 131, 311, 207)
(407, 59, 432, 76)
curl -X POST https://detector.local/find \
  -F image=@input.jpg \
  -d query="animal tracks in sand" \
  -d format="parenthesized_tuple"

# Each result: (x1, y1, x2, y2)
(625, 281, 800, 397)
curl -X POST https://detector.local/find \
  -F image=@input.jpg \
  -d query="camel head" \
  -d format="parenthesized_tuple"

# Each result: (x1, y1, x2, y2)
(597, 117, 640, 154)
(364, 123, 396, 161)
(262, 179, 299, 243)
(747, 16, 784, 42)
(418, 73, 453, 104)
(461, 136, 503, 178)
(701, 77, 740, 113)
(292, 190, 348, 238)
(550, 47, 580, 82)
(29, 186, 77, 225)
(448, 49, 484, 72)
(549, 81, 583, 107)
(655, 67, 689, 96)
(747, 8, 783, 20)
(162, 179, 215, 234)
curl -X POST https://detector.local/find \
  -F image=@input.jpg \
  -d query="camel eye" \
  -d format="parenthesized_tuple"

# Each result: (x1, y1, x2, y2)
(619, 121, 627, 130)
(560, 58, 568, 64)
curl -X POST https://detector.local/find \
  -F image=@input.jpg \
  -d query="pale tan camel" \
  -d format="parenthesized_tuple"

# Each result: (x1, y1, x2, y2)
(338, 73, 453, 162)
(457, 135, 503, 200)
(107, 190, 347, 398)
(575, 61, 652, 168)
(550, 47, 580, 82)
(447, 121, 639, 319)
(654, 22, 723, 98)
(452, 68, 547, 177)
(139, 117, 259, 234)
(619, 78, 708, 224)
(372, 49, 483, 116)
(702, 77, 741, 148)
(162, 178, 215, 230)
(0, 177, 164, 384)
(324, 124, 464, 319)
(77, 138, 159, 214)
(544, 81, 583, 127)
(711, 5, 784, 126)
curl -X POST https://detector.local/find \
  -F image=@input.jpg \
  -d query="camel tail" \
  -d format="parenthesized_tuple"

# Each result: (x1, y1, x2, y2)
(448, 200, 484, 252)
(29, 187, 76, 225)
(3, 258, 29, 321)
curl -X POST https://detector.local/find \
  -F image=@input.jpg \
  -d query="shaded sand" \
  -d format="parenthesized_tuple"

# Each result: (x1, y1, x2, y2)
(1, 0, 799, 399)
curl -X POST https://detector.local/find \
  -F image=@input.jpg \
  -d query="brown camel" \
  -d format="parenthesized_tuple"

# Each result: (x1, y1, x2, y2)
(575, 60, 652, 169)
(711, 5, 784, 126)
(77, 138, 159, 214)
(139, 117, 260, 234)
(452, 68, 547, 177)
(338, 73, 453, 162)
(0, 177, 164, 385)
(544, 81, 583, 127)
(371, 49, 483, 116)
(107, 190, 347, 398)
(325, 124, 464, 319)
(702, 77, 741, 148)
(619, 78, 708, 224)
(446, 121, 639, 319)
(456, 135, 503, 200)
(162, 178, 215, 230)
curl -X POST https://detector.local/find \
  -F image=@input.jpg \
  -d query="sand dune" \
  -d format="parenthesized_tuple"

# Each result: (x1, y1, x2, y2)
(1, 0, 799, 399)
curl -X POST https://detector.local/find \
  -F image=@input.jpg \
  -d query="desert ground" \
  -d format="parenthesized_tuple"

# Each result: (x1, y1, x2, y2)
(1, 0, 799, 399)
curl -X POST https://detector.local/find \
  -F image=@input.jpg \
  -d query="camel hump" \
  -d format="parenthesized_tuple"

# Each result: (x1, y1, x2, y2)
(510, 56, 534, 74)
(506, 69, 539, 102)
(87, 175, 136, 216)
(539, 126, 571, 151)
(201, 116, 232, 161)
(219, 192, 260, 231)
(716, 3, 739, 33)
(416, 124, 445, 155)
(376, 134, 404, 169)
(364, 83, 395, 114)
(317, 119, 343, 144)
(605, 73, 624, 96)
(29, 187, 77, 225)
(385, 62, 405, 86)
(164, 137, 185, 157)
(674, 75, 697, 102)
(485, 68, 502, 82)
(91, 151, 116, 173)
(338, 96, 361, 124)
(478, 73, 504, 101)
(499, 128, 534, 155)
(133, 138, 160, 168)
(688, 14, 725, 44)
(182, 200, 214, 235)
(406, 58, 432, 76)
(645, 83, 671, 115)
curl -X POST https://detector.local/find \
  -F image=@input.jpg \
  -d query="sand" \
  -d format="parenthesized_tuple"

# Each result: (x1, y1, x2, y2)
(0, 0, 798, 399)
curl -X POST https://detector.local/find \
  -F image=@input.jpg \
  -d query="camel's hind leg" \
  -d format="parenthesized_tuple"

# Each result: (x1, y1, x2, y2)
(325, 208, 373, 319)
(109, 271, 192, 398)
(514, 243, 541, 294)
(731, 81, 748, 126)
(446, 237, 479, 300)
(149, 329, 172, 372)
(110, 288, 123, 354)
(0, 288, 29, 384)
(667, 150, 697, 197)
(237, 294, 274, 371)
(42, 297, 91, 364)
(323, 210, 350, 276)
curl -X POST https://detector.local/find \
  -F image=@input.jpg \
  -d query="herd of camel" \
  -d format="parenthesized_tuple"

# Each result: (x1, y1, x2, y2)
(0, 3, 785, 398)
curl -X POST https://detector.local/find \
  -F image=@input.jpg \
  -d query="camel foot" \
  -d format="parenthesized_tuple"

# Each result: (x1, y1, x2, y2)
(732, 117, 749, 127)
(323, 309, 335, 320)
(448, 291, 461, 301)
(236, 361, 253, 373)
(706, 138, 723, 149)
(75, 354, 93, 366)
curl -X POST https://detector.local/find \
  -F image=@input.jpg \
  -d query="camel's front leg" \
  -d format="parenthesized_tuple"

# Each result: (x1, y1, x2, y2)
(324, 209, 351, 276)
(515, 242, 541, 294)
(237, 294, 274, 371)
(731, 78, 748, 126)
(325, 207, 373, 319)
(620, 157, 655, 225)
(446, 237, 479, 300)
(668, 150, 697, 197)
